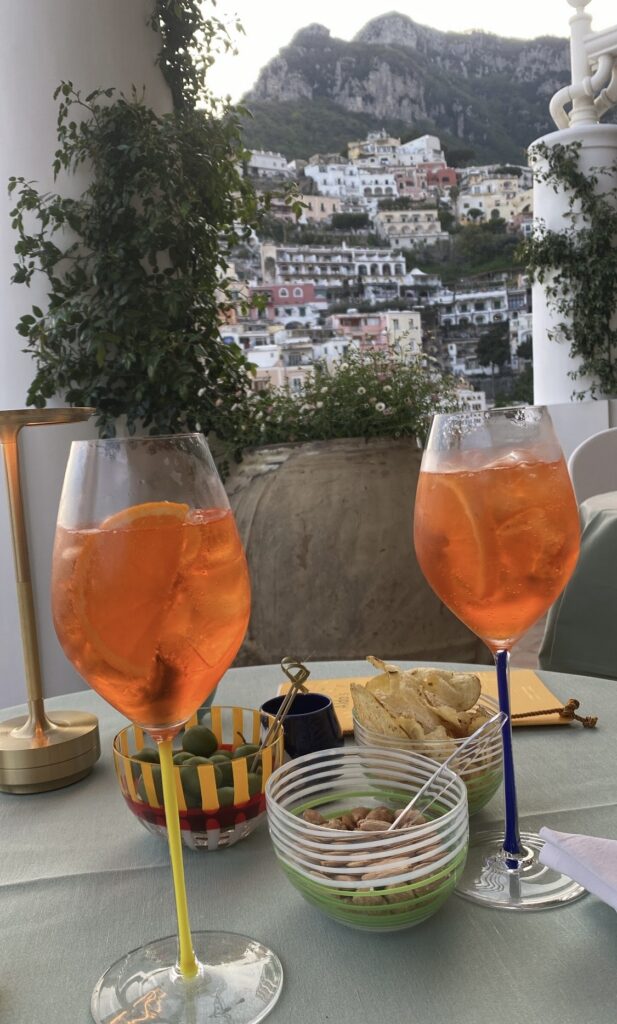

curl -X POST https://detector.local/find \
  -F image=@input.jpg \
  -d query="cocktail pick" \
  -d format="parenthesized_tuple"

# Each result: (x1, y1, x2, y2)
(387, 710, 507, 830)
(249, 657, 310, 771)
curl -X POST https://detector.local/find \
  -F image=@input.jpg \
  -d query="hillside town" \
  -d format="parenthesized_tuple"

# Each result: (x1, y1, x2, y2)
(222, 130, 535, 409)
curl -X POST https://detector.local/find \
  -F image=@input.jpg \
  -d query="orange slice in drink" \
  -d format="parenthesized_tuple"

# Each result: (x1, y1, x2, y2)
(438, 475, 489, 600)
(74, 501, 189, 677)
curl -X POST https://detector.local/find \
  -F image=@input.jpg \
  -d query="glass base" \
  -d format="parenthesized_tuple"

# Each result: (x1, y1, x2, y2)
(91, 931, 283, 1024)
(456, 830, 588, 910)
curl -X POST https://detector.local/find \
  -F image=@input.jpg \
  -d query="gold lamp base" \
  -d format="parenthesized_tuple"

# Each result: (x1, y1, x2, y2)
(1, 406, 100, 794)
(0, 709, 100, 794)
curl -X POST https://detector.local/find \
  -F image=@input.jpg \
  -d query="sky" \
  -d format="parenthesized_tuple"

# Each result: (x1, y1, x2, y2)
(206, 0, 617, 101)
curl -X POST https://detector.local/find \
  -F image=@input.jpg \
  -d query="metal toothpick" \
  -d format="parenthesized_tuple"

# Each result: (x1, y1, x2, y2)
(250, 657, 310, 771)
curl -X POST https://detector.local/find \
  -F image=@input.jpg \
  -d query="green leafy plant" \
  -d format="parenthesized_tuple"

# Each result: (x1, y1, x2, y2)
(520, 141, 617, 398)
(8, 2, 263, 448)
(228, 347, 460, 451)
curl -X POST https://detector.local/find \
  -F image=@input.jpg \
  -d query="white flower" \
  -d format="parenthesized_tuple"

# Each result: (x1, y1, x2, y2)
(357, 386, 366, 395)
(255, 411, 263, 420)
(320, 386, 328, 394)
(215, 398, 224, 408)
(339, 362, 349, 370)
(231, 403, 240, 411)
(316, 401, 324, 409)
(375, 402, 386, 412)
(383, 384, 392, 392)
(369, 396, 377, 405)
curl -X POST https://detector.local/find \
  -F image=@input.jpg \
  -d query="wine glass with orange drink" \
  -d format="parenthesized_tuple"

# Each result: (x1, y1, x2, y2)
(52, 435, 283, 1023)
(414, 406, 584, 909)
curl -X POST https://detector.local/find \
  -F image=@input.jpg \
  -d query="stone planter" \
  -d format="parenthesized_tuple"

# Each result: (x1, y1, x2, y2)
(226, 437, 490, 668)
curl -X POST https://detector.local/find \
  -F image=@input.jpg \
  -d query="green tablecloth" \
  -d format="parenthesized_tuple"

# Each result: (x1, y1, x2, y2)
(1, 662, 615, 1024)
(540, 492, 617, 679)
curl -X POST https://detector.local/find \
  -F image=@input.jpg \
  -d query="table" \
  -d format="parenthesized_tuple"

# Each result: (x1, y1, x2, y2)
(2, 662, 616, 1024)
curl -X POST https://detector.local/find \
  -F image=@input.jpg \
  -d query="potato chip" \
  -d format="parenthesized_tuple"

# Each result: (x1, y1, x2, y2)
(354, 658, 486, 741)
(350, 684, 411, 739)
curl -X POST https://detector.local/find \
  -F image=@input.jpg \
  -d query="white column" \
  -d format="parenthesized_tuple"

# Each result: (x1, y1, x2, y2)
(0, 0, 172, 706)
(530, 123, 617, 405)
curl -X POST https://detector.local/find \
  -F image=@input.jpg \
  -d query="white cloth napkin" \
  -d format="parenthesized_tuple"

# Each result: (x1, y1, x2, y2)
(539, 826, 617, 910)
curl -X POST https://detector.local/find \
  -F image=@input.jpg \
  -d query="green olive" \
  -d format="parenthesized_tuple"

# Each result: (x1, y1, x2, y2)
(179, 766, 205, 808)
(137, 765, 163, 804)
(247, 773, 262, 797)
(134, 747, 159, 763)
(182, 726, 218, 758)
(217, 786, 236, 807)
(233, 743, 260, 759)
(209, 754, 234, 787)
(172, 751, 193, 765)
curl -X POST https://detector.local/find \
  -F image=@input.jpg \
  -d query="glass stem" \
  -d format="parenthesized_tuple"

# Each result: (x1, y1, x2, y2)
(494, 649, 524, 862)
(158, 738, 199, 978)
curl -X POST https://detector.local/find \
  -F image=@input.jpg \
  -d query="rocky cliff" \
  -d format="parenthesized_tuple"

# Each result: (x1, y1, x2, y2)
(241, 13, 572, 164)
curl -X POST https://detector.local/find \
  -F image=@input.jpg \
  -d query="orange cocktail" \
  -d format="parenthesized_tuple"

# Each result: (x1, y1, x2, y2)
(414, 453, 580, 649)
(52, 501, 250, 735)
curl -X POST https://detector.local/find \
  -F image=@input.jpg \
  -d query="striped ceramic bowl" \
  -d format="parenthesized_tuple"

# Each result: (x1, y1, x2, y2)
(266, 746, 468, 931)
(113, 706, 284, 850)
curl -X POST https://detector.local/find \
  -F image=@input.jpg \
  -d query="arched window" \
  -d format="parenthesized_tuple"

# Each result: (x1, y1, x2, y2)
(279, 287, 288, 297)
(358, 265, 368, 276)
(370, 263, 379, 276)
(382, 264, 391, 276)
(293, 287, 303, 298)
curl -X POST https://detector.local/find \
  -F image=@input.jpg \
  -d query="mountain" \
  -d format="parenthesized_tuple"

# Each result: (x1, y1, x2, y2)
(241, 14, 572, 164)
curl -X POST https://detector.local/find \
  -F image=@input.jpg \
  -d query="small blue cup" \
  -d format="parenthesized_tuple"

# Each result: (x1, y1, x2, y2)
(260, 693, 344, 760)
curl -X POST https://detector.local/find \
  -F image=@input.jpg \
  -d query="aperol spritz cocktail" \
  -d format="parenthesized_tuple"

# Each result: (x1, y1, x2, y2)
(53, 505, 249, 735)
(414, 407, 583, 910)
(52, 435, 283, 1024)
(414, 451, 580, 650)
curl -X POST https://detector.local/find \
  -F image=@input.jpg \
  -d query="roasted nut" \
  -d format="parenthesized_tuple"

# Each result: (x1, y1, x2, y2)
(357, 819, 392, 832)
(364, 806, 396, 824)
(393, 808, 427, 827)
(340, 814, 356, 829)
(361, 857, 414, 881)
(349, 806, 371, 823)
(302, 809, 326, 825)
(351, 893, 387, 906)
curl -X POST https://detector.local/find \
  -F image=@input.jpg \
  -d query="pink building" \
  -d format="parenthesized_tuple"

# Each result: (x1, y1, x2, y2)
(425, 165, 457, 189)
(325, 311, 387, 348)
(249, 283, 325, 325)
(395, 168, 428, 198)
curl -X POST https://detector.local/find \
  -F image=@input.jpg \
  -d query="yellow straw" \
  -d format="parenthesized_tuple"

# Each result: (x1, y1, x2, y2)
(158, 739, 199, 978)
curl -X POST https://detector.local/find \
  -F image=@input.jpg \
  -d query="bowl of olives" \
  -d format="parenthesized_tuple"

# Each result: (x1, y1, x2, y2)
(113, 706, 285, 850)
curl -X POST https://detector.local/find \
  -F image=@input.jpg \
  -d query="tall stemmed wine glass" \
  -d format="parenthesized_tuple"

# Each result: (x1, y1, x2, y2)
(52, 436, 283, 1023)
(414, 407, 583, 909)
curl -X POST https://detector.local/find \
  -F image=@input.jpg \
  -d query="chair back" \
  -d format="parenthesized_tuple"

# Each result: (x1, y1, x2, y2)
(567, 427, 617, 504)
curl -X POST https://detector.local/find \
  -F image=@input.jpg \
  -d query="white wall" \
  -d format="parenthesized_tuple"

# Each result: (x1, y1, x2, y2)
(0, 0, 171, 708)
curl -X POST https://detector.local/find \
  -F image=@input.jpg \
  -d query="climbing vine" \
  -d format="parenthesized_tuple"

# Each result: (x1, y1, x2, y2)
(520, 141, 617, 398)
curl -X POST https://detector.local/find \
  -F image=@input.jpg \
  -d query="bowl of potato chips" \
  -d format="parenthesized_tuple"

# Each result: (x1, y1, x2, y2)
(351, 658, 503, 815)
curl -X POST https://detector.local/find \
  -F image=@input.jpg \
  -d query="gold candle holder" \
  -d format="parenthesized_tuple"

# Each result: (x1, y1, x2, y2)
(0, 409, 100, 793)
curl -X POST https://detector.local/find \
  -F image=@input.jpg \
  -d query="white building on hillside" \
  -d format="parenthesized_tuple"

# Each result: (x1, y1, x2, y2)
(438, 287, 509, 328)
(374, 207, 449, 248)
(303, 163, 397, 213)
(247, 150, 291, 179)
(397, 135, 446, 165)
(260, 243, 406, 292)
